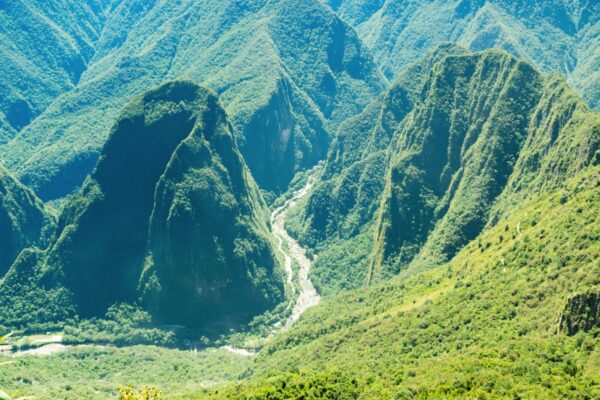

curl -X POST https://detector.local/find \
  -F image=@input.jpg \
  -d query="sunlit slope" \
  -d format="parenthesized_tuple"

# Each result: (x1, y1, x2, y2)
(291, 47, 598, 292)
(324, 0, 600, 109)
(197, 167, 599, 399)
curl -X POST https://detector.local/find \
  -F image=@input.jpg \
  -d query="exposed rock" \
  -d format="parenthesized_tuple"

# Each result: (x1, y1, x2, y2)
(559, 289, 600, 335)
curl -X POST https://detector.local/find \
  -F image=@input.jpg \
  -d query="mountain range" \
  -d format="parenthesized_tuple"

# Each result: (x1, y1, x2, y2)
(0, 1, 598, 399)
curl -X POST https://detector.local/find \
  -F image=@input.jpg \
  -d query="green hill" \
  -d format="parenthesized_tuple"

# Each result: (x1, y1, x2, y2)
(0, 81, 284, 332)
(194, 166, 600, 400)
(0, 0, 111, 142)
(323, 0, 600, 109)
(0, 164, 55, 276)
(0, 0, 385, 200)
(289, 47, 599, 293)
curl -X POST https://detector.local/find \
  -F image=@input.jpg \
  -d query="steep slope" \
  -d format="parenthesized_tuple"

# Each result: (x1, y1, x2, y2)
(290, 47, 599, 292)
(198, 167, 600, 399)
(0, 164, 54, 276)
(0, 0, 112, 142)
(372, 51, 598, 280)
(1, 0, 385, 200)
(324, 0, 600, 109)
(0, 81, 284, 332)
(287, 44, 465, 294)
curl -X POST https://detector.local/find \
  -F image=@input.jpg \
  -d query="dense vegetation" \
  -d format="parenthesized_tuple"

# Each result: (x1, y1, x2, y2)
(0, 2, 598, 399)
(292, 47, 599, 293)
(0, 0, 384, 200)
(195, 167, 600, 399)
(0, 81, 284, 334)
(0, 345, 251, 399)
(324, 0, 600, 109)
(0, 164, 54, 275)
(0, 0, 109, 142)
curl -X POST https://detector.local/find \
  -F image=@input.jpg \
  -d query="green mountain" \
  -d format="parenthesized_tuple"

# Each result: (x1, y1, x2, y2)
(0, 0, 385, 200)
(323, 0, 600, 109)
(0, 164, 54, 276)
(0, 3, 598, 399)
(0, 0, 111, 143)
(0, 81, 284, 331)
(290, 47, 598, 293)
(202, 166, 599, 399)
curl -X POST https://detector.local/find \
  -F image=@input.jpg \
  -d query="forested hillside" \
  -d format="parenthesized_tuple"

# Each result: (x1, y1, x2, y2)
(0, 0, 384, 200)
(324, 0, 600, 109)
(290, 47, 599, 294)
(0, 164, 54, 275)
(0, 2, 598, 399)
(0, 81, 284, 333)
(197, 166, 600, 400)
(0, 0, 118, 142)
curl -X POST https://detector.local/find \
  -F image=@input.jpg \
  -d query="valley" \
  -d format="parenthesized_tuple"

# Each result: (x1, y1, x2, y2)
(271, 166, 322, 331)
(0, 1, 598, 399)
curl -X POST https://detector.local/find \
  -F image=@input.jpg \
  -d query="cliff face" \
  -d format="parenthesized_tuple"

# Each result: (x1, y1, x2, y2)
(559, 289, 600, 336)
(137, 83, 284, 329)
(372, 50, 598, 280)
(1, 81, 284, 331)
(0, 165, 54, 276)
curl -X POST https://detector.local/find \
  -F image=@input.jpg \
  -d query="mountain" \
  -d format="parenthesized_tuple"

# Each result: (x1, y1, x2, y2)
(0, 0, 385, 201)
(0, 0, 111, 143)
(0, 81, 284, 331)
(289, 46, 599, 293)
(206, 166, 599, 399)
(0, 164, 54, 276)
(323, 0, 600, 109)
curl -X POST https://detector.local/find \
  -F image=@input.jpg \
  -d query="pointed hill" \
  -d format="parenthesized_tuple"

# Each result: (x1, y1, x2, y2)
(0, 81, 284, 332)
(290, 47, 599, 292)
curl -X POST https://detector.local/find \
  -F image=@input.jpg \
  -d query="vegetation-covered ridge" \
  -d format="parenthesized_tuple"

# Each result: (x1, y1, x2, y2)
(0, 0, 113, 142)
(1, 0, 385, 200)
(193, 165, 600, 399)
(291, 46, 599, 293)
(0, 163, 55, 276)
(0, 81, 284, 334)
(323, 0, 600, 109)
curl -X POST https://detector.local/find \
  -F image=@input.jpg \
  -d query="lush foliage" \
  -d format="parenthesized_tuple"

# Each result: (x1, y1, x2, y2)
(325, 0, 600, 109)
(118, 385, 162, 400)
(292, 47, 599, 293)
(0, 2, 598, 400)
(0, 0, 384, 199)
(0, 165, 55, 275)
(0, 81, 284, 335)
(0, 0, 108, 142)
(195, 167, 600, 399)
(0, 345, 251, 399)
